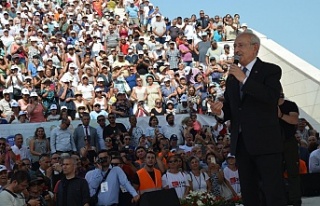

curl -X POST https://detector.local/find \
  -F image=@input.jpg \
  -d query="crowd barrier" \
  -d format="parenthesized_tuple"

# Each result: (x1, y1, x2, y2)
(0, 114, 217, 145)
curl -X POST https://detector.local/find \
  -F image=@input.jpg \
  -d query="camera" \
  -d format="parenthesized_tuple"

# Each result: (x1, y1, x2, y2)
(96, 156, 109, 164)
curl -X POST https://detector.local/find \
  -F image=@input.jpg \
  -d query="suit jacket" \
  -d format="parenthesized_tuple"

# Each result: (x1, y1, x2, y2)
(73, 124, 98, 151)
(223, 58, 284, 155)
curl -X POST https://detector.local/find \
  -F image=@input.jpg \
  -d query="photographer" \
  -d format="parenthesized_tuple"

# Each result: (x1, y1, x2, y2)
(85, 150, 139, 206)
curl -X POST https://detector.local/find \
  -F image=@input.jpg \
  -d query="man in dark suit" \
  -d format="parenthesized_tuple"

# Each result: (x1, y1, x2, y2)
(211, 32, 286, 206)
(73, 113, 99, 152)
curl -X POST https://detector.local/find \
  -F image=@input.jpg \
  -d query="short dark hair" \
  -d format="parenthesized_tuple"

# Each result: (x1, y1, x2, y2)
(10, 170, 30, 184)
(166, 113, 174, 121)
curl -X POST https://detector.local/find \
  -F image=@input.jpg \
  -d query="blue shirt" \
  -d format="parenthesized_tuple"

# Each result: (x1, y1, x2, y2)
(85, 167, 138, 206)
(28, 62, 38, 77)
(126, 6, 139, 18)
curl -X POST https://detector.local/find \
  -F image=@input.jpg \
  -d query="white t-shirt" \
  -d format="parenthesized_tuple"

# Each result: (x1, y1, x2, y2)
(223, 166, 241, 194)
(0, 190, 26, 206)
(162, 171, 189, 199)
(77, 84, 94, 100)
(186, 171, 210, 192)
(151, 20, 166, 38)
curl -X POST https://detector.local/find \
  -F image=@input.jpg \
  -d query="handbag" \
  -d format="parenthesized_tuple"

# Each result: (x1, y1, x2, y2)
(12, 87, 22, 97)
(123, 80, 131, 94)
(220, 181, 233, 200)
(89, 169, 111, 206)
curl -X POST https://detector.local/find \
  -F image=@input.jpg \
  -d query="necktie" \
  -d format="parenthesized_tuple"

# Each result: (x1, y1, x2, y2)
(85, 126, 89, 137)
(240, 67, 248, 98)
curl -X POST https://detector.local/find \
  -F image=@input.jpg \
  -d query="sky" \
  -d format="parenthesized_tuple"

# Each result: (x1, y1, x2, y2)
(151, 0, 320, 69)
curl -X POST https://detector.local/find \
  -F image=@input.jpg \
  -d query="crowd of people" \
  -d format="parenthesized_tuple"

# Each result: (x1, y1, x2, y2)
(0, 0, 319, 206)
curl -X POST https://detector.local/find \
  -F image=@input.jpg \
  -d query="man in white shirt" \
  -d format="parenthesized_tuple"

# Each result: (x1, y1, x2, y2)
(162, 114, 184, 145)
(152, 14, 166, 44)
(11, 134, 31, 163)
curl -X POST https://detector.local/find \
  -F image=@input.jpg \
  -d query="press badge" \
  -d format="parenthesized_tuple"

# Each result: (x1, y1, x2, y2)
(101, 182, 108, 192)
(120, 185, 127, 193)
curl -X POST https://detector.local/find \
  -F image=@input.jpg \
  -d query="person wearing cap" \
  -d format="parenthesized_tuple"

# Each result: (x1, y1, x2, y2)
(8, 101, 20, 124)
(6, 65, 24, 101)
(47, 104, 61, 122)
(17, 88, 30, 111)
(41, 78, 56, 114)
(165, 100, 176, 115)
(0, 164, 8, 191)
(58, 78, 77, 120)
(112, 52, 130, 68)
(176, 94, 191, 114)
(151, 13, 166, 44)
(195, 31, 211, 66)
(223, 153, 240, 196)
(206, 40, 223, 65)
(125, 47, 138, 64)
(26, 92, 46, 123)
(77, 74, 95, 109)
(0, 170, 41, 206)
(90, 101, 108, 120)
(27, 53, 41, 77)
(0, 89, 15, 120)
(92, 87, 108, 111)
(161, 76, 177, 103)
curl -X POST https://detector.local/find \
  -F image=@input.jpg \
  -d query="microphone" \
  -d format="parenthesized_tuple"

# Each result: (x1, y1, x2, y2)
(228, 55, 240, 80)
(233, 55, 240, 65)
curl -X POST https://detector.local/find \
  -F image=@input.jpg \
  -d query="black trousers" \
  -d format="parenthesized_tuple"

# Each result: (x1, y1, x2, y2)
(236, 134, 286, 206)
(283, 137, 301, 205)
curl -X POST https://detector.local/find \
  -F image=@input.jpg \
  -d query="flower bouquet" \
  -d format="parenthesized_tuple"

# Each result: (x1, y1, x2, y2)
(180, 191, 243, 206)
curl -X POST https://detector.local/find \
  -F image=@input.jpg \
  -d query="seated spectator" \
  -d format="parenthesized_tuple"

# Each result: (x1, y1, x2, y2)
(150, 98, 165, 116)
(40, 78, 57, 114)
(90, 103, 108, 120)
(223, 154, 240, 197)
(92, 87, 108, 111)
(8, 101, 20, 124)
(0, 89, 15, 122)
(46, 104, 60, 122)
(111, 92, 132, 118)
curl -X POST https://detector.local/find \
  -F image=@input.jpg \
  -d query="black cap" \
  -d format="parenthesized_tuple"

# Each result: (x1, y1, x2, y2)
(170, 134, 178, 141)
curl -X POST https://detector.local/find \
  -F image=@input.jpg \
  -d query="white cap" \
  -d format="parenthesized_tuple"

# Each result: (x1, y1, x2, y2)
(95, 87, 103, 92)
(97, 77, 104, 82)
(69, 63, 77, 68)
(184, 66, 191, 74)
(165, 36, 171, 42)
(241, 23, 248, 28)
(10, 101, 19, 107)
(37, 66, 45, 71)
(0, 165, 8, 172)
(67, 44, 74, 49)
(61, 106, 68, 110)
(227, 153, 236, 159)
(30, 92, 38, 97)
(180, 94, 188, 102)
(137, 50, 144, 55)
(3, 89, 10, 94)
(18, 111, 27, 116)
(25, 76, 32, 80)
(50, 104, 58, 110)
(166, 100, 174, 105)
(21, 88, 30, 95)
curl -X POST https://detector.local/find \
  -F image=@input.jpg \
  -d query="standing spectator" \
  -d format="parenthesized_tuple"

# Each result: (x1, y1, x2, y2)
(55, 156, 90, 206)
(73, 113, 98, 152)
(127, 115, 144, 147)
(152, 14, 166, 44)
(0, 171, 40, 206)
(34, 154, 53, 191)
(90, 102, 108, 120)
(309, 148, 320, 173)
(50, 119, 77, 154)
(196, 10, 209, 30)
(133, 151, 162, 194)
(96, 115, 107, 150)
(11, 134, 30, 162)
(179, 36, 193, 67)
(187, 156, 211, 192)
(26, 92, 46, 123)
(223, 154, 240, 196)
(58, 79, 76, 120)
(126, 0, 140, 26)
(0, 165, 8, 192)
(195, 32, 211, 66)
(29, 127, 50, 170)
(278, 90, 301, 205)
(224, 17, 238, 41)
(162, 155, 190, 199)
(205, 40, 223, 65)
(162, 114, 184, 145)
(85, 150, 139, 206)
(146, 75, 162, 110)
(103, 113, 127, 149)
(6, 65, 24, 101)
(0, 137, 16, 172)
(166, 41, 180, 71)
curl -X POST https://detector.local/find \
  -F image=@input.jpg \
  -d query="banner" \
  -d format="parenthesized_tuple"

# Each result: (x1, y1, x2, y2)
(0, 114, 216, 144)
